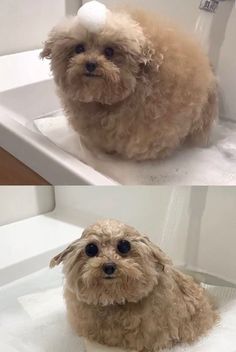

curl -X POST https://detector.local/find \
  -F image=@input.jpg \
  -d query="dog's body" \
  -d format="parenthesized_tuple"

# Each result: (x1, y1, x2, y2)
(42, 5, 218, 160)
(51, 220, 218, 352)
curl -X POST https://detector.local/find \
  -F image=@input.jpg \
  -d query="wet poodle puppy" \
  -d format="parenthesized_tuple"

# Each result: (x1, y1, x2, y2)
(50, 219, 218, 352)
(41, 2, 218, 161)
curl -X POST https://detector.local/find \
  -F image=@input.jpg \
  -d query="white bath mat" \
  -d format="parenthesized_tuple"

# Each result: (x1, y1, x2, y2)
(35, 114, 236, 185)
(18, 287, 64, 321)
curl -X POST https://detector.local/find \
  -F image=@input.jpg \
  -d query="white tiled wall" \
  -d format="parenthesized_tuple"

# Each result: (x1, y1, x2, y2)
(0, 186, 55, 225)
(217, 7, 236, 122)
(0, 0, 66, 55)
(195, 187, 236, 284)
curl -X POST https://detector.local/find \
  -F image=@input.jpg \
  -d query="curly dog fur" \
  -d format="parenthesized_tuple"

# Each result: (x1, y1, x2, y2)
(41, 6, 218, 161)
(50, 219, 218, 351)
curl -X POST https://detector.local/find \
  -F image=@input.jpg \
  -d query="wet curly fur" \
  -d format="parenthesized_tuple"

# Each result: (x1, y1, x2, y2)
(50, 219, 218, 351)
(41, 6, 218, 161)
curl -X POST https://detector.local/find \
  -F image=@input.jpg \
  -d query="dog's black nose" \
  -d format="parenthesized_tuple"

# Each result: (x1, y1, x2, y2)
(103, 262, 117, 275)
(86, 62, 97, 73)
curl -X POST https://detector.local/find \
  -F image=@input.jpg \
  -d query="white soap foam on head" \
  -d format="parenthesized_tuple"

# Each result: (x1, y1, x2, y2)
(77, 1, 110, 33)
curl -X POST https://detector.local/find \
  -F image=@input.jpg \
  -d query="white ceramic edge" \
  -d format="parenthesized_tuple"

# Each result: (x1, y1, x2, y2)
(0, 115, 118, 185)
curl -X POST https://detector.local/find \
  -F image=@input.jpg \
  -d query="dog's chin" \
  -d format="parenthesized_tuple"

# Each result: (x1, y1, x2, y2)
(77, 83, 135, 105)
(76, 274, 156, 306)
(66, 71, 137, 105)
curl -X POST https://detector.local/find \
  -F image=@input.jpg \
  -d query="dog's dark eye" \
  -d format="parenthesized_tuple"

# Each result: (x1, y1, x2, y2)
(75, 44, 85, 54)
(104, 47, 114, 59)
(117, 240, 131, 254)
(85, 243, 99, 257)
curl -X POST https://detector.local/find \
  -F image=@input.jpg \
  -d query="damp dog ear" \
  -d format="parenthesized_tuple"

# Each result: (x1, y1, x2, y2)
(139, 40, 164, 73)
(40, 34, 55, 59)
(40, 27, 68, 60)
(139, 39, 155, 66)
(141, 235, 172, 271)
(49, 239, 80, 268)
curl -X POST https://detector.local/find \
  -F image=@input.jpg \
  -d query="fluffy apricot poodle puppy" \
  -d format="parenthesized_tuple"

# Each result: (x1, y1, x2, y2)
(50, 219, 218, 351)
(41, 1, 218, 161)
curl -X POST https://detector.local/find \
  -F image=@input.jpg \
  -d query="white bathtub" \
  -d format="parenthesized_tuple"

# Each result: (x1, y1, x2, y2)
(1, 207, 236, 352)
(0, 50, 117, 185)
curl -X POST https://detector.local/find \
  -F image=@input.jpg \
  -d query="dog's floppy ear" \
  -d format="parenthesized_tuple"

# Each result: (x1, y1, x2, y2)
(50, 239, 80, 268)
(140, 40, 155, 66)
(40, 27, 61, 60)
(40, 25, 63, 60)
(40, 17, 76, 60)
(141, 235, 172, 271)
(40, 37, 54, 60)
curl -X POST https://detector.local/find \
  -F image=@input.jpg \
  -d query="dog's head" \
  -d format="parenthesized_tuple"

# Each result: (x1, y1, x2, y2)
(50, 219, 172, 306)
(41, 6, 156, 105)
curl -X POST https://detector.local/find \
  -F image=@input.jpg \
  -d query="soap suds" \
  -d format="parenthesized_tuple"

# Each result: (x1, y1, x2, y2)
(77, 1, 110, 33)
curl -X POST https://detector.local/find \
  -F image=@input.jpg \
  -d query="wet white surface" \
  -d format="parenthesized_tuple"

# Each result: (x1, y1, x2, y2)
(0, 267, 85, 352)
(35, 115, 236, 185)
(1, 267, 236, 352)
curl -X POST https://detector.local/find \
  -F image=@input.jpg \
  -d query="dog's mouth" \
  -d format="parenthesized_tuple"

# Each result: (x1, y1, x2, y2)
(84, 73, 102, 78)
(103, 276, 116, 280)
